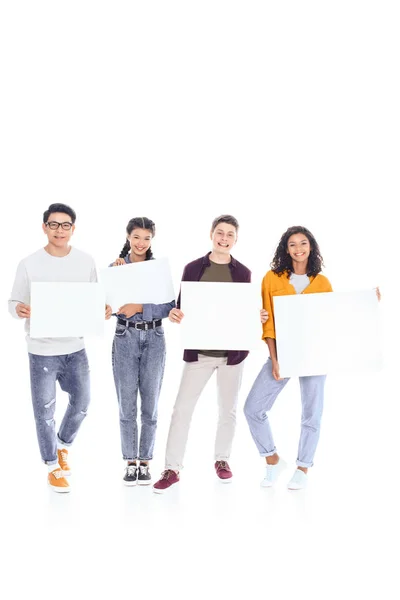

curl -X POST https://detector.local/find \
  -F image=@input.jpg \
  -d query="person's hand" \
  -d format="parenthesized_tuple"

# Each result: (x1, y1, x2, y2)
(169, 308, 184, 323)
(271, 359, 282, 381)
(375, 286, 381, 302)
(260, 309, 269, 324)
(105, 305, 112, 320)
(16, 303, 31, 319)
(113, 258, 125, 266)
(117, 304, 142, 318)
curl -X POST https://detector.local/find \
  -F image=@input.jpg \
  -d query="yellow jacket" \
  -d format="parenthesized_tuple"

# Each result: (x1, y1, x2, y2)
(262, 270, 333, 340)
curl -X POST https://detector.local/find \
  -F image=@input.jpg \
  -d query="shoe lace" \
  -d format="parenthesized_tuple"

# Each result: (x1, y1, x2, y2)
(216, 461, 228, 470)
(52, 469, 64, 479)
(60, 450, 68, 463)
(126, 465, 137, 476)
(139, 465, 148, 475)
(161, 469, 174, 480)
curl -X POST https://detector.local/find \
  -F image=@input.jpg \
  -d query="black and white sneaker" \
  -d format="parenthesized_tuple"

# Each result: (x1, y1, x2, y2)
(137, 464, 152, 485)
(123, 464, 138, 486)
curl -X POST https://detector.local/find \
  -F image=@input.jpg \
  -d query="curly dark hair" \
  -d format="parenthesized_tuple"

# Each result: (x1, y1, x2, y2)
(271, 226, 324, 277)
(119, 217, 155, 261)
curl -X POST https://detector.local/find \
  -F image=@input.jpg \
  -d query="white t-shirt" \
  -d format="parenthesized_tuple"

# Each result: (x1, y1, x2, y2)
(289, 272, 310, 294)
(8, 247, 97, 356)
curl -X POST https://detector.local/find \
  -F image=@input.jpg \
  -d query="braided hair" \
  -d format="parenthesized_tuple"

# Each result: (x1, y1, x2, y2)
(271, 226, 324, 277)
(119, 217, 156, 261)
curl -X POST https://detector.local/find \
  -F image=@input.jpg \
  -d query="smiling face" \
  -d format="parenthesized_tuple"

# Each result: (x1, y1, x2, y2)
(210, 222, 237, 256)
(42, 212, 75, 249)
(287, 232, 311, 266)
(127, 228, 152, 260)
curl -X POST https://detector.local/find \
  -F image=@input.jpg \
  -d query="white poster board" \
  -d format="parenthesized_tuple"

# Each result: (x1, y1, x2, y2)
(180, 281, 261, 350)
(30, 282, 105, 338)
(274, 290, 382, 377)
(99, 257, 175, 311)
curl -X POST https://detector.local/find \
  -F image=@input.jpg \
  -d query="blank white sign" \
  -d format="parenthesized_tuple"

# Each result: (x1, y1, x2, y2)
(30, 282, 105, 338)
(274, 290, 382, 378)
(180, 281, 261, 350)
(99, 257, 175, 311)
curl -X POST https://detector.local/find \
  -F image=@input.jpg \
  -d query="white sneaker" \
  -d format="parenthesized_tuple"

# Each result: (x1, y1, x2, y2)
(287, 469, 308, 490)
(260, 458, 287, 487)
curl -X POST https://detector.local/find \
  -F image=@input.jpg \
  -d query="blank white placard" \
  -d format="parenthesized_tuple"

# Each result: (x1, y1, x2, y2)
(30, 282, 105, 338)
(99, 257, 175, 311)
(180, 281, 261, 350)
(274, 290, 382, 378)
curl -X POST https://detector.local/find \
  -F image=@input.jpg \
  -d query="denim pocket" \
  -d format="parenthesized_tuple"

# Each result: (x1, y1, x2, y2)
(115, 325, 127, 337)
(154, 326, 165, 337)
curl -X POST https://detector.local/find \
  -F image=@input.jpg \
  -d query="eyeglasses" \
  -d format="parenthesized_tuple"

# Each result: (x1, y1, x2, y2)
(46, 221, 73, 231)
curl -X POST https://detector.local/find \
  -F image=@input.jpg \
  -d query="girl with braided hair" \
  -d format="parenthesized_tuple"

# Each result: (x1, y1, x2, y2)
(110, 217, 175, 486)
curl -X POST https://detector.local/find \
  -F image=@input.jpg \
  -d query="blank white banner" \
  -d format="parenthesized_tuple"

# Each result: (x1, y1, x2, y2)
(30, 282, 105, 338)
(274, 290, 382, 378)
(180, 281, 261, 350)
(99, 257, 175, 311)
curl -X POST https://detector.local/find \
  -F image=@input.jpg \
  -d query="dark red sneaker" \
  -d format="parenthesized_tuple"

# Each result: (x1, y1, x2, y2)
(215, 460, 232, 482)
(153, 469, 180, 494)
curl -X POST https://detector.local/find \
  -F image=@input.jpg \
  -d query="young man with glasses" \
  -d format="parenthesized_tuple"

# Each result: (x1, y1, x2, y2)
(8, 203, 112, 492)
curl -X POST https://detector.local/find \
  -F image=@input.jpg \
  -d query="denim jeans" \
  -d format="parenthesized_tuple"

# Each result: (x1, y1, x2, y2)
(244, 358, 326, 468)
(28, 349, 91, 465)
(112, 322, 166, 461)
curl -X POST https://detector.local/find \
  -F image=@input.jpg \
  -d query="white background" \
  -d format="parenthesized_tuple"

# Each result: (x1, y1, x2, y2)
(0, 2, 399, 599)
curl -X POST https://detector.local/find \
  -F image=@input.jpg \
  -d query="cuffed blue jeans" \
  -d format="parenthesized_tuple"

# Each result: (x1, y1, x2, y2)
(112, 323, 166, 461)
(28, 349, 91, 465)
(244, 358, 326, 468)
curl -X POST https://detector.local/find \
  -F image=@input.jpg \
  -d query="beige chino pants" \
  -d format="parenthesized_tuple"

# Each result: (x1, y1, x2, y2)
(165, 355, 244, 471)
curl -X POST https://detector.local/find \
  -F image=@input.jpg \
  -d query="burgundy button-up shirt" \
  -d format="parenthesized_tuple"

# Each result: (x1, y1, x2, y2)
(177, 252, 252, 365)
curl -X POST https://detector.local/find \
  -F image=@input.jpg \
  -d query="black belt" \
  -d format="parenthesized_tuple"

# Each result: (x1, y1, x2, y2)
(117, 318, 162, 330)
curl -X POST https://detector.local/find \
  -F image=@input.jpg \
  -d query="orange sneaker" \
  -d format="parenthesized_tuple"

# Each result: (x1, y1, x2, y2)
(57, 448, 71, 476)
(48, 468, 70, 493)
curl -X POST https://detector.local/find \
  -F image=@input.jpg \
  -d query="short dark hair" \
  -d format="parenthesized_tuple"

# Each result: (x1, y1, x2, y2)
(43, 203, 76, 224)
(211, 214, 239, 233)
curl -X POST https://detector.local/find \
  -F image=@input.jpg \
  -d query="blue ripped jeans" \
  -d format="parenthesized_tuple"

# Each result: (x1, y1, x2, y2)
(28, 349, 91, 465)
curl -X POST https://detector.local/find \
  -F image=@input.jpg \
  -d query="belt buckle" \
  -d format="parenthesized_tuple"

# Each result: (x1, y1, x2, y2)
(134, 322, 140, 330)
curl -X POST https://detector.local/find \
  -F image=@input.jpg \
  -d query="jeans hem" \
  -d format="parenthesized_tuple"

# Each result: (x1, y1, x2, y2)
(57, 434, 73, 448)
(260, 449, 277, 457)
(45, 459, 58, 466)
(296, 459, 313, 468)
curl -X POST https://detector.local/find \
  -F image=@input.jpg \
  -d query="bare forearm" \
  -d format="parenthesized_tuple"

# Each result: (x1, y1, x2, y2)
(265, 337, 277, 361)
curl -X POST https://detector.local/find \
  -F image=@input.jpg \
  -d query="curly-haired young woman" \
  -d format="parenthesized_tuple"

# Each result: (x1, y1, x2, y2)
(244, 225, 333, 490)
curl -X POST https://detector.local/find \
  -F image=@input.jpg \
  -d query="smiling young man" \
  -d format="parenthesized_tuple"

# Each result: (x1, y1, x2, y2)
(153, 214, 266, 493)
(8, 203, 112, 493)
